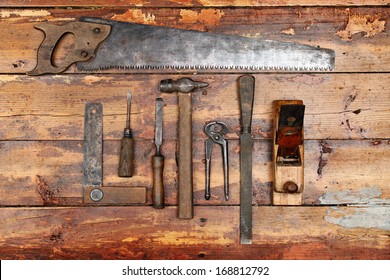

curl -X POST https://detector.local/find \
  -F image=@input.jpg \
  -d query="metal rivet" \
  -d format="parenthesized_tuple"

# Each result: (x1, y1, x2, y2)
(93, 27, 101, 34)
(81, 51, 89, 58)
(90, 188, 104, 202)
(283, 181, 298, 193)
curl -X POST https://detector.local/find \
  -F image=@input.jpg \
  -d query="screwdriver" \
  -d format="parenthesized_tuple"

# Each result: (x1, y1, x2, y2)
(152, 97, 164, 209)
(118, 91, 134, 177)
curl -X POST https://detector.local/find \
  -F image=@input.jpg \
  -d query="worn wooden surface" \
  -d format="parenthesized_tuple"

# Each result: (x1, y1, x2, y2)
(0, 1, 389, 259)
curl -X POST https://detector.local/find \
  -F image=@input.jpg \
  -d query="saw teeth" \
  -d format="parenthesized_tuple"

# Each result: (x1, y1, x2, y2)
(87, 63, 332, 72)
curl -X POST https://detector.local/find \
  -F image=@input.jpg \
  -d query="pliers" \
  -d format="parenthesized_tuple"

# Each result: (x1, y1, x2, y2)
(204, 121, 229, 200)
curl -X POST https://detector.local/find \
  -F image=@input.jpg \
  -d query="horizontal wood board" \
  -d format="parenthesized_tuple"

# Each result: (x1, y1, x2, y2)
(0, 7, 389, 73)
(0, 206, 389, 259)
(0, 74, 389, 140)
(1, 140, 390, 206)
(1, 1, 390, 7)
(0, 2, 389, 260)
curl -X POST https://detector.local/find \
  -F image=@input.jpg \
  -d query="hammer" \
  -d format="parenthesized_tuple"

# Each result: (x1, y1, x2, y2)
(160, 77, 209, 219)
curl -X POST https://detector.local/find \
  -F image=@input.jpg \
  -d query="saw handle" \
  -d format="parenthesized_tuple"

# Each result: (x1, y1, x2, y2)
(27, 21, 110, 76)
(118, 136, 134, 177)
(152, 155, 165, 209)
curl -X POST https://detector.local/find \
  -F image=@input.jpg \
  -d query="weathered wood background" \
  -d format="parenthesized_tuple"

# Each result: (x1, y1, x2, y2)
(0, 1, 389, 259)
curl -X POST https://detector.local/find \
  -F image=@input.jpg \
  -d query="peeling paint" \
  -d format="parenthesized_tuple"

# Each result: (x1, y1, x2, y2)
(241, 33, 262, 38)
(281, 27, 296, 35)
(0, 9, 51, 18)
(151, 231, 229, 245)
(344, 92, 358, 111)
(325, 207, 390, 230)
(337, 14, 386, 41)
(35, 175, 62, 206)
(51, 75, 73, 85)
(0, 75, 20, 86)
(287, 74, 324, 85)
(122, 237, 138, 242)
(179, 9, 225, 27)
(112, 9, 157, 24)
(319, 187, 390, 205)
(82, 75, 114, 86)
(317, 140, 333, 177)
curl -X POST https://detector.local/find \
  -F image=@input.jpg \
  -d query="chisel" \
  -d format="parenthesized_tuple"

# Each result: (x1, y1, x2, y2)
(152, 97, 165, 209)
(239, 75, 255, 244)
(118, 91, 134, 177)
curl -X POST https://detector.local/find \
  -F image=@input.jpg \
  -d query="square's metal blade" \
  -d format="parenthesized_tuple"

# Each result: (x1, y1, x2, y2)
(83, 102, 103, 188)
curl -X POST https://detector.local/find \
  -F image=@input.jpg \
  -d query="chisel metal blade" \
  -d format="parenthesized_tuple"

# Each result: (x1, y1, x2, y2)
(77, 17, 335, 72)
(154, 98, 164, 152)
(239, 75, 255, 245)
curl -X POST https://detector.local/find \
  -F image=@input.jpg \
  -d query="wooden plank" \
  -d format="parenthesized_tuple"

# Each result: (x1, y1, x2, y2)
(1, 74, 389, 141)
(0, 7, 389, 73)
(0, 206, 388, 259)
(1, 0, 388, 7)
(1, 139, 389, 206)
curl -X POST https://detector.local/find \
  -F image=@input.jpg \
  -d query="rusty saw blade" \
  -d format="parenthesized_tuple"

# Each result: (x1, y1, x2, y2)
(28, 17, 335, 75)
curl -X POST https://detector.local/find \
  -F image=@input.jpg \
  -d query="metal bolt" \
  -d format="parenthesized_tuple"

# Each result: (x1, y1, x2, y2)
(283, 181, 298, 193)
(90, 188, 104, 202)
(287, 116, 296, 127)
(93, 27, 101, 34)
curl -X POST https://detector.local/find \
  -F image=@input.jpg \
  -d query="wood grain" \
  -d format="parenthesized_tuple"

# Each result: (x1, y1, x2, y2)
(178, 93, 194, 219)
(1, 74, 390, 141)
(1, 0, 388, 7)
(1, 139, 389, 206)
(0, 2, 389, 260)
(0, 7, 389, 73)
(0, 206, 388, 259)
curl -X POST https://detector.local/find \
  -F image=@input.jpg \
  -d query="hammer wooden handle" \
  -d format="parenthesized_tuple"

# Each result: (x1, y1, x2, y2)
(152, 155, 165, 209)
(118, 136, 134, 177)
(178, 93, 193, 219)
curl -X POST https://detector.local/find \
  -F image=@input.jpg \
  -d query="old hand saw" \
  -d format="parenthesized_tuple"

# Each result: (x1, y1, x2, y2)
(27, 17, 335, 75)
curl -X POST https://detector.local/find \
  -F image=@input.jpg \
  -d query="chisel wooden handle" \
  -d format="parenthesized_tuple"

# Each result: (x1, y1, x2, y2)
(118, 136, 134, 177)
(152, 155, 165, 209)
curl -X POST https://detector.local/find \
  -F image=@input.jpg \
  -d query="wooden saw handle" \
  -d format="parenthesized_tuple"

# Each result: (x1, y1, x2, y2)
(27, 21, 110, 76)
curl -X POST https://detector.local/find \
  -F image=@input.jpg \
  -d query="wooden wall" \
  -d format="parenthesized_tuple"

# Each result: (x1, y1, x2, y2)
(0, 1, 389, 259)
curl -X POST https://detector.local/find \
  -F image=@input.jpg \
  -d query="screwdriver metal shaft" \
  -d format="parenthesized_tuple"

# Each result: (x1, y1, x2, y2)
(118, 91, 134, 177)
(152, 97, 164, 209)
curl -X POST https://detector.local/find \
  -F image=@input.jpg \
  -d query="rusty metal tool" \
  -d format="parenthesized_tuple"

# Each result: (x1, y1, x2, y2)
(238, 75, 255, 245)
(27, 17, 335, 76)
(83, 102, 146, 205)
(204, 121, 229, 201)
(273, 100, 305, 205)
(118, 91, 134, 177)
(160, 77, 209, 219)
(152, 97, 165, 209)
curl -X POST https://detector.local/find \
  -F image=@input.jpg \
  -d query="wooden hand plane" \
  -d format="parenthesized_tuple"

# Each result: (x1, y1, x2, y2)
(273, 100, 305, 205)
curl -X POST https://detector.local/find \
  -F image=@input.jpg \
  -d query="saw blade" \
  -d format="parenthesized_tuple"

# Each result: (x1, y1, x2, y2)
(77, 17, 335, 72)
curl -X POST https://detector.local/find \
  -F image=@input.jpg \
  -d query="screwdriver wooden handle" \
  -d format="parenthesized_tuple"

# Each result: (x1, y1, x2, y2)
(152, 155, 165, 209)
(118, 136, 134, 177)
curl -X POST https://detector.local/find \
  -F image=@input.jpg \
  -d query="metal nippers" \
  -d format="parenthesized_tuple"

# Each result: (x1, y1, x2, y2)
(204, 121, 229, 201)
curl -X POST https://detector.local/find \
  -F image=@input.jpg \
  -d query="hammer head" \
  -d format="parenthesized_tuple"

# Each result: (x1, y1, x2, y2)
(160, 77, 209, 93)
